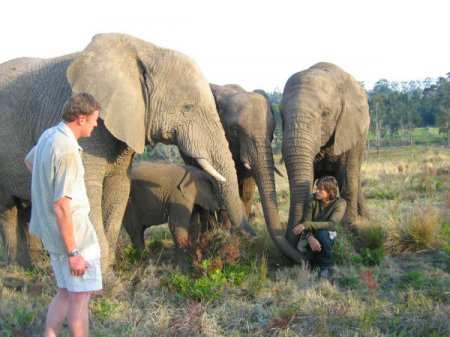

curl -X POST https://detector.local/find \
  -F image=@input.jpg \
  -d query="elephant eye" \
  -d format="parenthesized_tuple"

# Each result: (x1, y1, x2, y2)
(183, 104, 194, 113)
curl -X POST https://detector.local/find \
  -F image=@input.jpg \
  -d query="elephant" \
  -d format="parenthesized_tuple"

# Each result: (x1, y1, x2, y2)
(279, 62, 370, 262)
(123, 161, 220, 262)
(209, 84, 295, 257)
(0, 33, 251, 271)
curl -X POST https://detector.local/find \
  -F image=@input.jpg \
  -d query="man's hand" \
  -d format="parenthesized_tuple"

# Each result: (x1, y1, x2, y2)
(292, 223, 306, 235)
(69, 255, 88, 277)
(308, 235, 322, 252)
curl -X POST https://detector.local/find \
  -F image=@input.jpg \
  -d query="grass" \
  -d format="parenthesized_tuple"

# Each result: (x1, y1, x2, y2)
(1, 145, 450, 336)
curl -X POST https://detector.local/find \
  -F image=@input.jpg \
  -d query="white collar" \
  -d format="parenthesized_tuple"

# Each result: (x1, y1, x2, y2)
(57, 122, 83, 151)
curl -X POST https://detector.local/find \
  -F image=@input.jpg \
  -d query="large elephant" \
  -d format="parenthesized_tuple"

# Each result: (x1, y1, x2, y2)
(123, 161, 220, 262)
(209, 84, 303, 259)
(0, 33, 250, 270)
(281, 62, 370, 259)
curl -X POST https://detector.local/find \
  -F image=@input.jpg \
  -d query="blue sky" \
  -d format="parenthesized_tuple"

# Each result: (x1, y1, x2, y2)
(1, 0, 448, 91)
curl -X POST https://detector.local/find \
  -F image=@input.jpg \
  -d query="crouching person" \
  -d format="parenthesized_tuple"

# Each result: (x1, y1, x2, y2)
(292, 176, 346, 280)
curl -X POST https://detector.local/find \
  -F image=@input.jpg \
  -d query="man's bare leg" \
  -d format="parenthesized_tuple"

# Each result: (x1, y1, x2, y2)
(67, 291, 92, 337)
(44, 288, 69, 337)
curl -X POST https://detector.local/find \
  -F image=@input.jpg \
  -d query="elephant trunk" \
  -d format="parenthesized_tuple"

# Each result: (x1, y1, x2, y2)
(178, 122, 254, 235)
(250, 141, 303, 262)
(283, 128, 316, 247)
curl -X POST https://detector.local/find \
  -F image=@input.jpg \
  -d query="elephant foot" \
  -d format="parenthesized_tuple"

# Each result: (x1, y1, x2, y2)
(238, 221, 257, 238)
(175, 250, 192, 274)
(342, 217, 359, 235)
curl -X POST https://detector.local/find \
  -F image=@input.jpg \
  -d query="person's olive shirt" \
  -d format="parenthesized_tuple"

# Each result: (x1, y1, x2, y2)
(302, 194, 347, 232)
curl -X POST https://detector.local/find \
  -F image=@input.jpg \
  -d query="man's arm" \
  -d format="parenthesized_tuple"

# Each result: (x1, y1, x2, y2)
(54, 196, 87, 276)
(53, 197, 77, 254)
(53, 152, 88, 276)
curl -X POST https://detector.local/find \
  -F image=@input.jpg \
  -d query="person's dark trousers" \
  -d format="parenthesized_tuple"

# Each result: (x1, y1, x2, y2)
(305, 229, 335, 270)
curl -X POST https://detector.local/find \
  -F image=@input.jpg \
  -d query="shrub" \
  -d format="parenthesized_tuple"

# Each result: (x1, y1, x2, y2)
(91, 298, 121, 322)
(401, 271, 427, 289)
(387, 204, 444, 253)
(359, 247, 385, 266)
(355, 224, 386, 265)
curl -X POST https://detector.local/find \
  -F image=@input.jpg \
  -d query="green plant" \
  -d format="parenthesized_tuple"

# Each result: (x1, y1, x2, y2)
(166, 270, 226, 302)
(164, 256, 267, 302)
(359, 247, 384, 266)
(332, 225, 357, 266)
(337, 274, 361, 289)
(92, 298, 121, 321)
(401, 271, 427, 289)
(1, 306, 35, 337)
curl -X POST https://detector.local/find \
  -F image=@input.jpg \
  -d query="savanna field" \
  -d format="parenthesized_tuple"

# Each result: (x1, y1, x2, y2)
(1, 146, 449, 337)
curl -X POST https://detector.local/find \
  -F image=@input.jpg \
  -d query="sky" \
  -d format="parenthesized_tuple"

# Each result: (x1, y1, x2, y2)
(1, 0, 448, 92)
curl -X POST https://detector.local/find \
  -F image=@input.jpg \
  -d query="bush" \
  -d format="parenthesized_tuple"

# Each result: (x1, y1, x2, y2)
(164, 256, 268, 302)
(355, 224, 386, 265)
(332, 226, 357, 266)
(359, 247, 385, 266)
(401, 271, 427, 289)
(387, 204, 444, 253)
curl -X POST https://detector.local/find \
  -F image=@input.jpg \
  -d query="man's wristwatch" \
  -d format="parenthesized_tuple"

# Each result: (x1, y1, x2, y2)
(68, 249, 80, 257)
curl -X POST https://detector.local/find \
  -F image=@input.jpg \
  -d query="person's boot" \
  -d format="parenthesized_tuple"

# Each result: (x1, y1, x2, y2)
(318, 266, 335, 283)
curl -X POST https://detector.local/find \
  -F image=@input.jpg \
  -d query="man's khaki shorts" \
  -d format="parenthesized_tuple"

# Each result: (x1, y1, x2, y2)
(50, 254, 102, 292)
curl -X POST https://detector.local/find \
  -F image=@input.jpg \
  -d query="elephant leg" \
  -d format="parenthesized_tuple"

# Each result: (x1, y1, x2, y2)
(0, 195, 31, 267)
(189, 207, 203, 246)
(102, 147, 133, 264)
(17, 201, 43, 264)
(358, 185, 369, 218)
(168, 203, 194, 269)
(122, 202, 145, 253)
(240, 175, 256, 219)
(217, 209, 232, 231)
(103, 173, 131, 250)
(344, 147, 363, 224)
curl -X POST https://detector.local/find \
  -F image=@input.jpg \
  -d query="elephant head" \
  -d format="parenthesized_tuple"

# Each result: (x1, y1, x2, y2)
(280, 62, 370, 260)
(177, 166, 220, 212)
(66, 33, 250, 233)
(210, 84, 302, 257)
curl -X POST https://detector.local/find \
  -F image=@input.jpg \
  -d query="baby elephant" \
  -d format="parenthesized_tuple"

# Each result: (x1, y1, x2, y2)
(123, 161, 220, 260)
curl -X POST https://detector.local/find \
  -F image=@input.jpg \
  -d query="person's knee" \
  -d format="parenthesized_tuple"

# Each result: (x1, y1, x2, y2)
(68, 291, 92, 305)
(315, 230, 331, 245)
(57, 288, 69, 299)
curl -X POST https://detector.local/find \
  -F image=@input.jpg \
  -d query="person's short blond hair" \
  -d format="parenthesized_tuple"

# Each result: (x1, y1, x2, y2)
(316, 176, 339, 200)
(62, 93, 101, 122)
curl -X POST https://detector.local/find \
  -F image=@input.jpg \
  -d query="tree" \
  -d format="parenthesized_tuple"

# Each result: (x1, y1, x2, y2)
(434, 77, 450, 146)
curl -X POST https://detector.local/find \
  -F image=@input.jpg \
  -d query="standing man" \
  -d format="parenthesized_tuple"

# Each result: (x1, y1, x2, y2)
(25, 93, 102, 337)
(292, 176, 346, 280)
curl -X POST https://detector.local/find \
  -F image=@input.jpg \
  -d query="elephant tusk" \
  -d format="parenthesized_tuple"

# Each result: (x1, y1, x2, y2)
(196, 158, 226, 183)
(243, 162, 252, 170)
(274, 166, 284, 177)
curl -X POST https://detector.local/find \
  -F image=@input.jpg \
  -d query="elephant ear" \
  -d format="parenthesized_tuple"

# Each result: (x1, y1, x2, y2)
(195, 172, 219, 211)
(333, 85, 370, 156)
(177, 170, 196, 206)
(66, 34, 147, 153)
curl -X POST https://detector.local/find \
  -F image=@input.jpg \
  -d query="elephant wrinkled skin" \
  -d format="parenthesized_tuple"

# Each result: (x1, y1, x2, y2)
(210, 84, 300, 258)
(0, 33, 248, 270)
(280, 62, 370, 262)
(123, 161, 220, 262)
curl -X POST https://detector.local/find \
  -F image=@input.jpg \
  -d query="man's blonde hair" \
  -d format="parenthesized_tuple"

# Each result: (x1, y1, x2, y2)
(62, 93, 101, 122)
